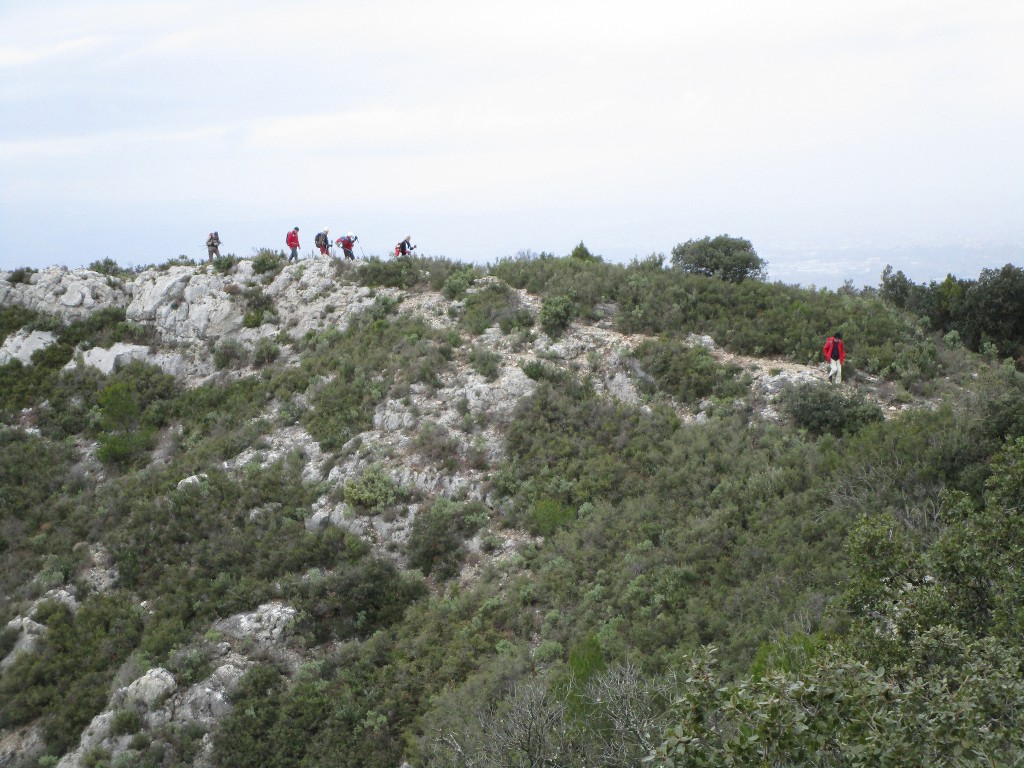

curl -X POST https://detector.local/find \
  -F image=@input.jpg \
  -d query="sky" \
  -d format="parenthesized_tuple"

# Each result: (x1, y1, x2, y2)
(2, 0, 1023, 288)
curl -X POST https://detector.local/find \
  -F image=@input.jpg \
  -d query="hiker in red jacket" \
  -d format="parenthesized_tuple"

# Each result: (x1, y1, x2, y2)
(336, 232, 358, 260)
(286, 227, 300, 262)
(823, 333, 845, 384)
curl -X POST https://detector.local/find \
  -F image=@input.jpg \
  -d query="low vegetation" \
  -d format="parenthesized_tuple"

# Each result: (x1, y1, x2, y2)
(2, 246, 1023, 766)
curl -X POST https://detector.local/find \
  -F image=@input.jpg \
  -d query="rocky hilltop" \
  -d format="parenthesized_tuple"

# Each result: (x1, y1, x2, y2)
(0, 255, 917, 767)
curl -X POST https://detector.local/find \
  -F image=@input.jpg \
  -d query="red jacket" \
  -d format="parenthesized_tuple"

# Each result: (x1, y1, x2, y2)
(823, 336, 846, 364)
(286, 230, 300, 249)
(339, 236, 355, 250)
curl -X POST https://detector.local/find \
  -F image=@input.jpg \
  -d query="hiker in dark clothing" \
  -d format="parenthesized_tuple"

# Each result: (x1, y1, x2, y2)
(206, 231, 221, 261)
(394, 236, 416, 257)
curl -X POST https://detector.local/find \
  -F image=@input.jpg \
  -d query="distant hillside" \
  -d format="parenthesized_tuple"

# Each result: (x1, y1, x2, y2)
(2, 251, 1024, 767)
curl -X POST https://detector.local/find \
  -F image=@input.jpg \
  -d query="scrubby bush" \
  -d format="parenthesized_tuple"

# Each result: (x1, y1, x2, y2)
(780, 382, 884, 437)
(357, 255, 420, 288)
(5, 266, 37, 284)
(344, 465, 399, 513)
(527, 498, 575, 536)
(462, 281, 520, 335)
(469, 345, 501, 381)
(251, 248, 285, 276)
(214, 339, 248, 369)
(540, 295, 575, 338)
(407, 498, 489, 579)
(252, 337, 280, 367)
(632, 338, 746, 403)
(290, 558, 427, 642)
(442, 267, 476, 299)
(570, 241, 600, 262)
(211, 254, 239, 274)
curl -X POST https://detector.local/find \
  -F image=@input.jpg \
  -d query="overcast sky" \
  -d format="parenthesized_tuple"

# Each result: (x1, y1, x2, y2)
(2, 1, 1022, 287)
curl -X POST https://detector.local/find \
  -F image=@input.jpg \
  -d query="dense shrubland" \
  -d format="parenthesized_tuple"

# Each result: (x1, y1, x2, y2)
(3, 247, 1024, 766)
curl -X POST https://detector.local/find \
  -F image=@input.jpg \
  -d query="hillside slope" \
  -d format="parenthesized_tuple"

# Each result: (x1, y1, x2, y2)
(2, 254, 1022, 767)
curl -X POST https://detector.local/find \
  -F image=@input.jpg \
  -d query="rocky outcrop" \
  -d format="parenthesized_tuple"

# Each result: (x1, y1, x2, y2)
(126, 266, 244, 342)
(0, 268, 131, 321)
(1, 589, 80, 671)
(65, 342, 189, 377)
(212, 602, 296, 648)
(0, 329, 57, 365)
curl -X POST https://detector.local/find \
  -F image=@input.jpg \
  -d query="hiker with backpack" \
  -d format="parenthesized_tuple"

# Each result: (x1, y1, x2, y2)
(823, 332, 845, 383)
(394, 236, 416, 257)
(337, 232, 358, 260)
(315, 228, 331, 257)
(286, 227, 300, 262)
(206, 231, 221, 262)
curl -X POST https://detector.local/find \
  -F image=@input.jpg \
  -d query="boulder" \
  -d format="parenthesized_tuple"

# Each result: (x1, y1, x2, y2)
(122, 667, 177, 709)
(0, 330, 57, 365)
(127, 267, 244, 342)
(213, 603, 296, 646)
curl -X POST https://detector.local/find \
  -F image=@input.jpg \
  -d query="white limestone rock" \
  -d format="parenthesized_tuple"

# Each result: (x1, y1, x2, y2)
(0, 329, 57, 365)
(127, 266, 244, 342)
(0, 616, 45, 671)
(0, 267, 131, 322)
(212, 603, 297, 646)
(122, 667, 177, 709)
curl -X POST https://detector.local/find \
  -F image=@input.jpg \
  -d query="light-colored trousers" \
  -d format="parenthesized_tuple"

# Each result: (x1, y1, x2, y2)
(829, 359, 842, 383)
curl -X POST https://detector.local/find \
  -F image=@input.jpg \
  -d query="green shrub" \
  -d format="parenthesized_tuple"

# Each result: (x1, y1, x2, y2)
(462, 282, 520, 335)
(632, 338, 746, 403)
(344, 465, 399, 513)
(211, 254, 239, 274)
(540, 295, 575, 338)
(111, 708, 143, 736)
(527, 498, 575, 536)
(87, 258, 131, 277)
(97, 429, 157, 469)
(357, 256, 420, 288)
(289, 559, 427, 643)
(780, 382, 884, 437)
(442, 268, 476, 299)
(0, 594, 144, 755)
(569, 241, 600, 262)
(469, 345, 501, 381)
(166, 646, 213, 687)
(251, 248, 285, 276)
(252, 338, 280, 367)
(6, 266, 36, 284)
(407, 498, 489, 579)
(498, 308, 535, 334)
(214, 339, 248, 369)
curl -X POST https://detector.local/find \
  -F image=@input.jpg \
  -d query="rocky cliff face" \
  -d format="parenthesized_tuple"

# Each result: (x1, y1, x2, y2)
(0, 256, 878, 767)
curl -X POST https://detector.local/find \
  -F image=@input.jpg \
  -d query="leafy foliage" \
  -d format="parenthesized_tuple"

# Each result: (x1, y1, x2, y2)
(780, 381, 884, 437)
(632, 338, 747, 403)
(670, 235, 766, 283)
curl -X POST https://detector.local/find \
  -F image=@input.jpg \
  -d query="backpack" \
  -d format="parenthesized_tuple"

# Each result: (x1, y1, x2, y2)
(315, 232, 327, 248)
(207, 233, 217, 246)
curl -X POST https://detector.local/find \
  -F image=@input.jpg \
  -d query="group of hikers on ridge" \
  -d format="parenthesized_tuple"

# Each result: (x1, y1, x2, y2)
(291, 227, 364, 262)
(208, 228, 417, 264)
(284, 227, 416, 263)
(211, 227, 845, 385)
